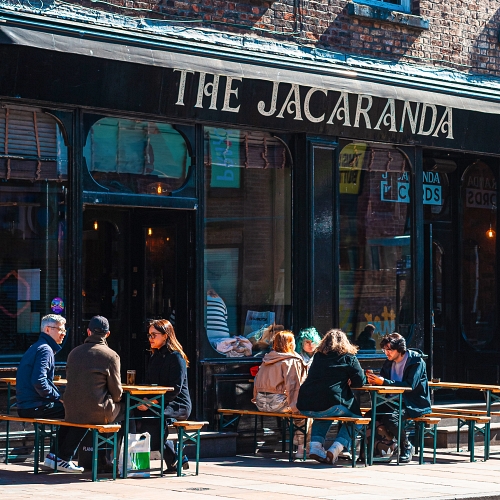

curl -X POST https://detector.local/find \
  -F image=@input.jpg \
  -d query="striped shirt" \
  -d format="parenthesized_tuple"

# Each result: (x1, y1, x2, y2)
(206, 295, 230, 340)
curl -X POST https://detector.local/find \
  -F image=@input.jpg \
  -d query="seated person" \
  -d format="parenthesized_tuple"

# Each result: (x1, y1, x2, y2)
(355, 324, 376, 351)
(16, 314, 83, 473)
(137, 319, 192, 473)
(295, 327, 322, 364)
(252, 331, 307, 455)
(297, 329, 365, 465)
(366, 332, 431, 463)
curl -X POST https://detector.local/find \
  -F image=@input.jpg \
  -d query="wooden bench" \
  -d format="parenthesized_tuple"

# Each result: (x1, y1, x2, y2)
(429, 411, 491, 462)
(410, 415, 441, 464)
(0, 414, 121, 481)
(172, 420, 209, 476)
(361, 409, 441, 464)
(218, 408, 370, 467)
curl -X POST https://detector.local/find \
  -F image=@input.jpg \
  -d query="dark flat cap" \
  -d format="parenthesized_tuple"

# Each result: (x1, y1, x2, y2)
(88, 315, 109, 335)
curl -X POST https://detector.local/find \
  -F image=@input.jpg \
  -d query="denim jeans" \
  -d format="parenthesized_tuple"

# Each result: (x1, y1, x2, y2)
(300, 404, 361, 449)
(18, 401, 86, 461)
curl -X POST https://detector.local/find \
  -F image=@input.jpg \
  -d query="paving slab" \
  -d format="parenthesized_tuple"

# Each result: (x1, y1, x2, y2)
(2, 447, 500, 499)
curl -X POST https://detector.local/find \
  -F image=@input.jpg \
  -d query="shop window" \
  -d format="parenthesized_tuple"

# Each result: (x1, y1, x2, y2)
(84, 118, 190, 195)
(339, 142, 413, 352)
(461, 161, 497, 349)
(0, 108, 67, 360)
(203, 127, 291, 358)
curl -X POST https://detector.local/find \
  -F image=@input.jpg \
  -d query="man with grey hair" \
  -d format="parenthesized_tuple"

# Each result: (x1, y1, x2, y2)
(16, 313, 84, 472)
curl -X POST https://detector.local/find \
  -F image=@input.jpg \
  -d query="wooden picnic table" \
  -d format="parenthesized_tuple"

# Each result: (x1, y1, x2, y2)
(1, 376, 174, 476)
(429, 380, 500, 460)
(353, 385, 412, 465)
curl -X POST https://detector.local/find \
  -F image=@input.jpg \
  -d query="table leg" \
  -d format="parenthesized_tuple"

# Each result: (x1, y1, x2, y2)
(92, 429, 98, 482)
(369, 392, 377, 466)
(485, 390, 491, 460)
(122, 391, 130, 479)
(396, 393, 402, 465)
(160, 394, 165, 477)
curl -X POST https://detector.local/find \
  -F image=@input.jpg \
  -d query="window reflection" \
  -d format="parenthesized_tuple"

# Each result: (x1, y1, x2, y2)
(84, 118, 190, 195)
(0, 109, 67, 360)
(461, 161, 497, 348)
(203, 127, 291, 358)
(339, 142, 413, 351)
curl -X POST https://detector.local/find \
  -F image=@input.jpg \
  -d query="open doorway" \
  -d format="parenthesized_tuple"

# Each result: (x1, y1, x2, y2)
(82, 206, 195, 381)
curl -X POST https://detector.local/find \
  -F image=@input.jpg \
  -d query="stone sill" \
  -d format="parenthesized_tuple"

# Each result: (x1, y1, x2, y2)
(347, 2, 430, 30)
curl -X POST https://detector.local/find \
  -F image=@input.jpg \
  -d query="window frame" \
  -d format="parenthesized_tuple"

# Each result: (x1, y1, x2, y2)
(354, 0, 411, 13)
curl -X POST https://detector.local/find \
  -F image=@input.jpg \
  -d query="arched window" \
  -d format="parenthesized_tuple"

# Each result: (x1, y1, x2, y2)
(461, 161, 497, 349)
(84, 118, 190, 195)
(0, 107, 68, 359)
(338, 142, 413, 351)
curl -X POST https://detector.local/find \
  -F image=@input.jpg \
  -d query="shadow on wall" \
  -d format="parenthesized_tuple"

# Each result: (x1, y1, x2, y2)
(469, 7, 500, 77)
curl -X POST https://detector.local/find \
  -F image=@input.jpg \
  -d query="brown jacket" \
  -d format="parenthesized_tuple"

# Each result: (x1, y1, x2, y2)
(252, 350, 307, 412)
(63, 334, 123, 424)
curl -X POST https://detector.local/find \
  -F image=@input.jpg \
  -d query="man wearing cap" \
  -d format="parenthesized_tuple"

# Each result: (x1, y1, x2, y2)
(59, 316, 124, 470)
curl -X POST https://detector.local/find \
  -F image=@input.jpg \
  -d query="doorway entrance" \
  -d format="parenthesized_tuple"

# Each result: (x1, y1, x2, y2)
(82, 206, 195, 381)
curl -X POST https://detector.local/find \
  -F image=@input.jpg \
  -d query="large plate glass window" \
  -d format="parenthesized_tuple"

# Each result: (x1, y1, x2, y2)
(339, 142, 413, 352)
(84, 118, 190, 195)
(0, 106, 68, 361)
(461, 161, 497, 349)
(203, 127, 291, 358)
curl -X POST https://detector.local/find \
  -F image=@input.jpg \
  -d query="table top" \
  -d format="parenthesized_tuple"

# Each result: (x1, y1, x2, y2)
(353, 385, 412, 393)
(0, 377, 173, 393)
(429, 381, 500, 392)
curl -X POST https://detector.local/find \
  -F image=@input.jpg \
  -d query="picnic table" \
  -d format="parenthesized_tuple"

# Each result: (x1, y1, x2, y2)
(353, 385, 412, 465)
(429, 380, 500, 460)
(0, 376, 174, 477)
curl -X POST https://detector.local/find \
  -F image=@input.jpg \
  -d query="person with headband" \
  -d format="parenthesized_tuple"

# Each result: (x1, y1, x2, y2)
(366, 332, 431, 463)
(295, 327, 322, 364)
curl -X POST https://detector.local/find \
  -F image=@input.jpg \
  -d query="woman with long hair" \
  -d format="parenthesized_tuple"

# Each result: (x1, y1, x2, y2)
(137, 319, 192, 473)
(252, 330, 307, 455)
(297, 329, 366, 465)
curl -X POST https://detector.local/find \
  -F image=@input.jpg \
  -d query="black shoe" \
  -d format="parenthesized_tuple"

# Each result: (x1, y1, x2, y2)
(399, 443, 414, 463)
(163, 456, 189, 474)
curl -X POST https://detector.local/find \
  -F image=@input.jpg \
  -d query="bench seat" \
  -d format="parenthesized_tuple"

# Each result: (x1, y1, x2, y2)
(218, 408, 369, 467)
(0, 414, 121, 481)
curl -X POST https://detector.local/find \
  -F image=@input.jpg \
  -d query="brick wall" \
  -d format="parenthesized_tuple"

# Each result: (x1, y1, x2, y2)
(51, 0, 500, 76)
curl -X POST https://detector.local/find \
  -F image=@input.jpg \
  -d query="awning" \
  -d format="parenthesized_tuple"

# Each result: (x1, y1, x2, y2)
(1, 18, 500, 116)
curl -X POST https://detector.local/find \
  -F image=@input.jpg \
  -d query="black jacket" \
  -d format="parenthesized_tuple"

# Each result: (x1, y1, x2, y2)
(296, 351, 366, 414)
(145, 345, 192, 418)
(379, 349, 431, 418)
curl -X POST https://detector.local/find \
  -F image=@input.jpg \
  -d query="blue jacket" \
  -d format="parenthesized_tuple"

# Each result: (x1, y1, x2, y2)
(15, 332, 62, 410)
(379, 349, 431, 418)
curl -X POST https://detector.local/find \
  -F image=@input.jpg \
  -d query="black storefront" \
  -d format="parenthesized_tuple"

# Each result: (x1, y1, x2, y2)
(1, 12, 500, 423)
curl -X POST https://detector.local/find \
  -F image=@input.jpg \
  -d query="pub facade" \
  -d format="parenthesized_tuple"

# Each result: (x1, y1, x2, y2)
(0, 2, 499, 422)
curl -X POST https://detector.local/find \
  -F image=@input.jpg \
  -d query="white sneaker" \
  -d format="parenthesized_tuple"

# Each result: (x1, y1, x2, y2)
(44, 453, 57, 469)
(295, 444, 305, 458)
(326, 441, 344, 465)
(44, 453, 84, 473)
(309, 441, 327, 463)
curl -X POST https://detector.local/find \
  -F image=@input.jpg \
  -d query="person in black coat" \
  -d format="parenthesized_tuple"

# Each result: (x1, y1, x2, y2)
(297, 329, 366, 465)
(366, 332, 431, 463)
(137, 319, 192, 473)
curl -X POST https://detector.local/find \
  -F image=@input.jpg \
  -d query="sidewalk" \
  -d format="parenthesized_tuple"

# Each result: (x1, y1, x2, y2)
(2, 447, 500, 500)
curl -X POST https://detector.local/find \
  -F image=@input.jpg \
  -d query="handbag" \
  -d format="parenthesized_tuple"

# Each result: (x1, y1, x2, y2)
(118, 432, 151, 477)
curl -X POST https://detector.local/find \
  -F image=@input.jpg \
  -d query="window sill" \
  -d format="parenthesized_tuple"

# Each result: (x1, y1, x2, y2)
(347, 2, 429, 30)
